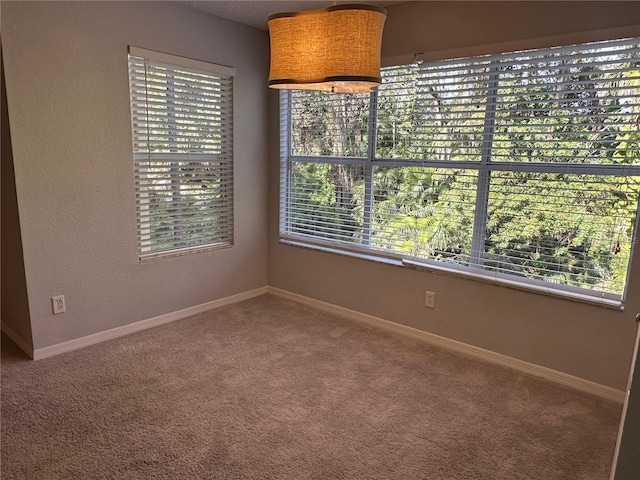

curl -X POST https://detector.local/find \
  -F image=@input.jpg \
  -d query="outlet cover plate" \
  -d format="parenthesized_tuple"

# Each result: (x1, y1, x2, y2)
(425, 291, 435, 309)
(52, 295, 65, 314)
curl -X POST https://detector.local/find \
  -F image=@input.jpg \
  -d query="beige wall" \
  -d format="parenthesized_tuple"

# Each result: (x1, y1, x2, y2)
(382, 1, 640, 64)
(3, 0, 639, 390)
(2, 1, 270, 349)
(268, 1, 640, 390)
(1, 48, 33, 350)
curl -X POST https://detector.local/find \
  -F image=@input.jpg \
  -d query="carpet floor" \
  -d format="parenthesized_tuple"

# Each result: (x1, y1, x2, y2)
(1, 295, 622, 479)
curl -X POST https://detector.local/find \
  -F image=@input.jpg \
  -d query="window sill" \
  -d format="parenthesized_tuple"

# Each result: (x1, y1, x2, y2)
(279, 238, 624, 311)
(139, 241, 232, 262)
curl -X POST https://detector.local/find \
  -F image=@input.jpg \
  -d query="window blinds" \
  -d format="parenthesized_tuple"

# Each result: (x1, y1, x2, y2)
(406, 37, 640, 165)
(128, 48, 234, 258)
(281, 37, 640, 300)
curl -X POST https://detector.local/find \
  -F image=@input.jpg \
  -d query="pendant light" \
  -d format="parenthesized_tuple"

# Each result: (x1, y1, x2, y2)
(268, 4, 387, 93)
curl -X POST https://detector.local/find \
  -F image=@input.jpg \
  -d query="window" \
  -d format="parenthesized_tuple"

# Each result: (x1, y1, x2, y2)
(280, 37, 640, 305)
(128, 47, 234, 259)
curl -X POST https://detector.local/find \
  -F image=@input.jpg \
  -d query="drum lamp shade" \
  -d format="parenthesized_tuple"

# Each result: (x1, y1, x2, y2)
(268, 4, 387, 93)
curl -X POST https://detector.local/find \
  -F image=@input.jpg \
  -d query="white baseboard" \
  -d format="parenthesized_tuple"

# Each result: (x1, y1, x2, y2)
(267, 287, 625, 403)
(32, 287, 269, 361)
(10, 284, 626, 403)
(1, 321, 35, 359)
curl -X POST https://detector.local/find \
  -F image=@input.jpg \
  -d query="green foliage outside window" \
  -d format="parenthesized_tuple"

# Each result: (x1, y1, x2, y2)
(284, 41, 640, 296)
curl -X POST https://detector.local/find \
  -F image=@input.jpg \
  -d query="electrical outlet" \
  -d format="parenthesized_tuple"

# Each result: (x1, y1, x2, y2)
(425, 291, 435, 309)
(52, 295, 65, 314)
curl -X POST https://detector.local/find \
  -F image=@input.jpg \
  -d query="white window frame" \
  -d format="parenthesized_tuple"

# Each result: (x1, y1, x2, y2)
(128, 47, 235, 260)
(279, 38, 640, 309)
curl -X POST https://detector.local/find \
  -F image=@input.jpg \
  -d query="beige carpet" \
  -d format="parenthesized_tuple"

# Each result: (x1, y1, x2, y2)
(1, 295, 621, 479)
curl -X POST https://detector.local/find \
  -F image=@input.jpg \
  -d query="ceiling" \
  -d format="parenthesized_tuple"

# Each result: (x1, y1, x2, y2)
(177, 1, 403, 30)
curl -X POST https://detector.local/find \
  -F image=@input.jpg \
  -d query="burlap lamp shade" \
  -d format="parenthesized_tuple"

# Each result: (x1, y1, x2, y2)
(268, 4, 387, 93)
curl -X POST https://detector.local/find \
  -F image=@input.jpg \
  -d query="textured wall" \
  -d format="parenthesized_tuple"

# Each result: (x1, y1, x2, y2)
(268, 1, 640, 390)
(381, 1, 640, 64)
(1, 48, 33, 350)
(2, 1, 270, 349)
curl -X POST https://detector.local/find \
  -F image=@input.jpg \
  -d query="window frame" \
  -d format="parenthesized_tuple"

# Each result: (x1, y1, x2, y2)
(279, 39, 640, 309)
(128, 46, 235, 260)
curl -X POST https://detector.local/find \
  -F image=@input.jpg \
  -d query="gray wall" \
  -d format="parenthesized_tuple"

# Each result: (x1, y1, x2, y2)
(1, 1, 270, 349)
(268, 1, 640, 391)
(1, 47, 33, 350)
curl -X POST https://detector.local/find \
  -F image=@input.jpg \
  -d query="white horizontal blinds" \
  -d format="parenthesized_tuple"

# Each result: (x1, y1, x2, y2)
(288, 162, 366, 244)
(282, 37, 640, 298)
(375, 64, 421, 159)
(128, 52, 233, 257)
(414, 61, 492, 162)
(373, 65, 484, 262)
(289, 90, 370, 157)
(484, 172, 638, 295)
(286, 90, 370, 247)
(407, 38, 640, 164)
(372, 38, 640, 298)
(371, 167, 477, 257)
(488, 38, 640, 164)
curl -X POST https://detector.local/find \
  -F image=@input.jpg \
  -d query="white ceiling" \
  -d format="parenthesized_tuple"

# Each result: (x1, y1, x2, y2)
(177, 1, 403, 30)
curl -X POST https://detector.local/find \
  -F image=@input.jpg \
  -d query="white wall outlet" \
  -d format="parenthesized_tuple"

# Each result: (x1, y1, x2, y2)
(52, 295, 65, 314)
(425, 291, 435, 309)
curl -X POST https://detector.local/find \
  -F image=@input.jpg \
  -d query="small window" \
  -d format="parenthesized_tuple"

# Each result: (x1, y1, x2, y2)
(128, 47, 234, 259)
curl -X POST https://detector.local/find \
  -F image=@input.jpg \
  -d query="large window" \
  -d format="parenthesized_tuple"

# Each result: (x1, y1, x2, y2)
(128, 47, 234, 259)
(280, 37, 640, 305)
